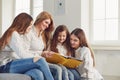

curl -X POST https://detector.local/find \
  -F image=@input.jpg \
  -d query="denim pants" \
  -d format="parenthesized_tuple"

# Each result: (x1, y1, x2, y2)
(49, 63, 74, 80)
(1, 58, 54, 80)
(49, 63, 62, 80)
(60, 65, 74, 80)
(25, 68, 44, 80)
(69, 69, 81, 80)
(67, 69, 74, 80)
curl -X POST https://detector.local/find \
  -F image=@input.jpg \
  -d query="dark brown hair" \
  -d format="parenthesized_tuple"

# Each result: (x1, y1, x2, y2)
(50, 25, 71, 56)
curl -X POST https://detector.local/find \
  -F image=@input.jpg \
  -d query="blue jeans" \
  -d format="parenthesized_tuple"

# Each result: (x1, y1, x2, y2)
(25, 69, 44, 80)
(69, 69, 81, 80)
(49, 63, 62, 80)
(2, 58, 54, 80)
(67, 69, 74, 80)
(60, 65, 74, 80)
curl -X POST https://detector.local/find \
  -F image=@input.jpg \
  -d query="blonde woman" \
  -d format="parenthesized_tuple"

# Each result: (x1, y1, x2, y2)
(25, 11, 63, 80)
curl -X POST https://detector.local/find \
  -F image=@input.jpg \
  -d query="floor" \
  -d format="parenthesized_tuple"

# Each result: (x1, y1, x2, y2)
(103, 75, 120, 80)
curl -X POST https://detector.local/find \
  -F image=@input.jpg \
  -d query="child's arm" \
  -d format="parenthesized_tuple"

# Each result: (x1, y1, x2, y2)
(83, 48, 94, 79)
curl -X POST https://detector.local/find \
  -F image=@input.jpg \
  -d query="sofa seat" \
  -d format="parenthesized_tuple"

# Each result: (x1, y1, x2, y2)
(0, 73, 31, 80)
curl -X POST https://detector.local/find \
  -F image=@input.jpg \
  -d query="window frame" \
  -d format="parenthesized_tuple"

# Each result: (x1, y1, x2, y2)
(14, 0, 43, 19)
(89, 0, 120, 49)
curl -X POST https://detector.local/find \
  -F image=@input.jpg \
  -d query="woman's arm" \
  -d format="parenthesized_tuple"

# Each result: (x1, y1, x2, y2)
(9, 31, 37, 58)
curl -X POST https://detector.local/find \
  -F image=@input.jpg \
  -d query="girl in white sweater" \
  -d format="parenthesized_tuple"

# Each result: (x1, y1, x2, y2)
(70, 28, 104, 80)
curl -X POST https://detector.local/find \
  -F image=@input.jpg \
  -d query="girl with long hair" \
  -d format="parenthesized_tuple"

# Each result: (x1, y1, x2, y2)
(70, 28, 104, 80)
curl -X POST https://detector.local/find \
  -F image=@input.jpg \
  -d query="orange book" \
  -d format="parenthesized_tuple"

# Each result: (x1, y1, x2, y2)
(45, 53, 82, 68)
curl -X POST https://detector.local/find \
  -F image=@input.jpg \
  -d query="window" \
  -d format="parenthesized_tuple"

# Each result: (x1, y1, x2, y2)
(90, 0, 120, 46)
(15, 0, 43, 19)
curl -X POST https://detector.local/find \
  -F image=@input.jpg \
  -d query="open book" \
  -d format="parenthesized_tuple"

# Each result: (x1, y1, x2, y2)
(45, 53, 82, 68)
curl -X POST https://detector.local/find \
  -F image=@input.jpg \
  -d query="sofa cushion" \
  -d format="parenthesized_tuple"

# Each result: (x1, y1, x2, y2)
(0, 73, 31, 80)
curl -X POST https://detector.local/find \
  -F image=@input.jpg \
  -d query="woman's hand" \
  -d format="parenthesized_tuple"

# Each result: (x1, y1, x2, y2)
(42, 51, 55, 58)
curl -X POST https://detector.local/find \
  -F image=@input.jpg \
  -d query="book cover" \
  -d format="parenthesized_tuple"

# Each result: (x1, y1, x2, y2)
(45, 53, 83, 68)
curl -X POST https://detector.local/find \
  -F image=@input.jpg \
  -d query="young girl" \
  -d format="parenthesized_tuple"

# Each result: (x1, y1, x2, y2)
(0, 13, 54, 80)
(70, 28, 104, 80)
(49, 25, 80, 80)
(50, 25, 71, 56)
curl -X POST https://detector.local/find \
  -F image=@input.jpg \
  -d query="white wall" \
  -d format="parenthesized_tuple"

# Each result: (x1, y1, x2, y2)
(1, 0, 14, 35)
(95, 50, 120, 76)
(44, 0, 81, 32)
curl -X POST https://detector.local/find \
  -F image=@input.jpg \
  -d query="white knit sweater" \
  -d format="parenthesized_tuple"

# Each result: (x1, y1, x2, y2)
(0, 31, 41, 66)
(25, 27, 44, 53)
(75, 47, 104, 80)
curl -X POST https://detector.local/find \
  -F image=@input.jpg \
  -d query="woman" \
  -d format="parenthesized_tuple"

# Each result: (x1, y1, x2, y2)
(0, 13, 54, 80)
(25, 11, 63, 80)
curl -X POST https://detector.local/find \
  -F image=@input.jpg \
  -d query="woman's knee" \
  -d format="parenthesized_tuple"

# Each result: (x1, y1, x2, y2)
(68, 70, 74, 80)
(33, 57, 49, 68)
(49, 64, 62, 72)
(61, 66, 68, 72)
(49, 64, 62, 75)
(25, 69, 44, 80)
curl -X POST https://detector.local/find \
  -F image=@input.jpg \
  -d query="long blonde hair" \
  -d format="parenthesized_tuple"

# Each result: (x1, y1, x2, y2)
(0, 13, 33, 50)
(34, 11, 54, 50)
(71, 28, 95, 67)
